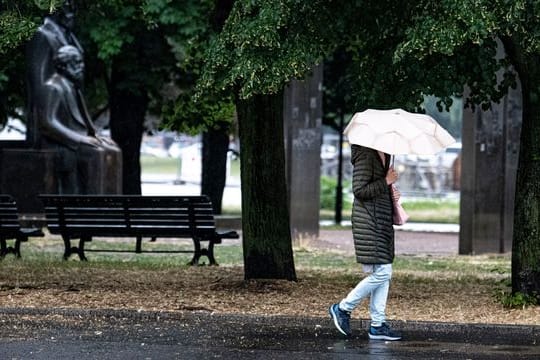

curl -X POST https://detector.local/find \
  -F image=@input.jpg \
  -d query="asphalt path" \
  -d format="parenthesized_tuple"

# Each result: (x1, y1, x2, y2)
(1, 308, 538, 359)
(316, 229, 460, 255)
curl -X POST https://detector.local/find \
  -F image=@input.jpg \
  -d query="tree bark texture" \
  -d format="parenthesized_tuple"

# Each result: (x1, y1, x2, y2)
(236, 92, 297, 281)
(201, 123, 230, 214)
(109, 61, 148, 195)
(505, 38, 540, 300)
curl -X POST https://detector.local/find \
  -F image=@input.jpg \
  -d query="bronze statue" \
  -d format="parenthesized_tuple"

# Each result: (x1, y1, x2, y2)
(38, 45, 120, 194)
(0, 0, 121, 212)
(27, 0, 82, 84)
(24, 0, 122, 194)
(26, 0, 82, 143)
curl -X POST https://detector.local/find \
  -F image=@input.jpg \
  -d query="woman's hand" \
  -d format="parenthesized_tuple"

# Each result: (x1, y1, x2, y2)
(386, 167, 398, 185)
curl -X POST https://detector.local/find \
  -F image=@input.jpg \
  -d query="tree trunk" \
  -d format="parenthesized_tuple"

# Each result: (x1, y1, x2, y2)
(201, 123, 230, 214)
(109, 61, 148, 195)
(508, 46, 540, 300)
(236, 91, 296, 281)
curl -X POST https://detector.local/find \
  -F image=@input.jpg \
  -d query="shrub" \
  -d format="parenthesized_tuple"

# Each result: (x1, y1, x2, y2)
(320, 176, 352, 210)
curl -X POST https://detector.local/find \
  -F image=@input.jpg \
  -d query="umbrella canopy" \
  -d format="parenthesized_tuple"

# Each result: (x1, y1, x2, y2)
(343, 108, 456, 155)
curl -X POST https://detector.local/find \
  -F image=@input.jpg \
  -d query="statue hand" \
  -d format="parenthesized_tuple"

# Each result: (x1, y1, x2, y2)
(80, 136, 102, 148)
(97, 136, 121, 152)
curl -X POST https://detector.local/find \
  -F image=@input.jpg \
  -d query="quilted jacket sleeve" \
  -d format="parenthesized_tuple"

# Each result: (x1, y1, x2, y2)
(351, 146, 387, 201)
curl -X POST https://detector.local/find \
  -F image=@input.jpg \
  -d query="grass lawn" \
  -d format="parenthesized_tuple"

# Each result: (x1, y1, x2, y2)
(319, 197, 459, 224)
(401, 198, 460, 223)
(140, 155, 181, 174)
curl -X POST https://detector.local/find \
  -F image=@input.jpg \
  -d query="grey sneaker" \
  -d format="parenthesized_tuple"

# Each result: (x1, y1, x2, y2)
(368, 322, 402, 341)
(329, 303, 351, 336)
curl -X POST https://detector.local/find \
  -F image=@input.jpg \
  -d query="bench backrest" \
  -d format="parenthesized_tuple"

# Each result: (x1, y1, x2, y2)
(0, 195, 22, 236)
(39, 195, 218, 238)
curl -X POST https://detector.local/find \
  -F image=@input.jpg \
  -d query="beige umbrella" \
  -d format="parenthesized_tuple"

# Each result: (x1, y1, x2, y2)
(344, 108, 456, 155)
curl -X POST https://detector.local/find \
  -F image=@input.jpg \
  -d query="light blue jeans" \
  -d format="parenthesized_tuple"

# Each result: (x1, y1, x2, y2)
(339, 263, 392, 327)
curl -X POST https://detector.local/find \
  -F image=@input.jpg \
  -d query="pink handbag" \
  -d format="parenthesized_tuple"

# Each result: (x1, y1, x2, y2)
(391, 184, 409, 225)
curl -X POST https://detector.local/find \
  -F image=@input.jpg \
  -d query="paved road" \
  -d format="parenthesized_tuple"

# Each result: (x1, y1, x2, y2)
(1, 309, 538, 359)
(316, 229, 459, 255)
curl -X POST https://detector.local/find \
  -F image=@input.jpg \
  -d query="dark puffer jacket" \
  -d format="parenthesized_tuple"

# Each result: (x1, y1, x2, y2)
(350, 145, 394, 264)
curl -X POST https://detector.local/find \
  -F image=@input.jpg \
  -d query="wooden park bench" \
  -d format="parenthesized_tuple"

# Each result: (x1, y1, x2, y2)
(0, 195, 44, 258)
(38, 194, 239, 265)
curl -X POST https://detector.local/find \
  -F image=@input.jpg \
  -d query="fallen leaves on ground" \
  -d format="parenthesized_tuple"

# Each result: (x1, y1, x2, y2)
(0, 265, 538, 325)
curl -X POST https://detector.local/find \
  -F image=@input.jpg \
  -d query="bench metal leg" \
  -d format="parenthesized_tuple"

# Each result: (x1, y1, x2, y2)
(0, 238, 6, 258)
(15, 235, 25, 258)
(205, 241, 218, 266)
(78, 237, 88, 261)
(62, 235, 88, 261)
(62, 235, 73, 260)
(188, 238, 218, 266)
(0, 237, 24, 259)
(189, 238, 202, 266)
(136, 236, 142, 253)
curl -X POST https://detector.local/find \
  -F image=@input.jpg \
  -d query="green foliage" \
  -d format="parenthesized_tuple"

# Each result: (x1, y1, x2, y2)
(496, 290, 539, 309)
(320, 176, 352, 211)
(395, 1, 498, 59)
(33, 0, 62, 13)
(333, 1, 427, 111)
(0, 0, 236, 134)
(0, 1, 42, 124)
(161, 93, 235, 134)
(141, 0, 236, 133)
(87, 16, 134, 61)
(388, 0, 537, 108)
(0, 10, 36, 54)
(326, 0, 522, 112)
(198, 0, 346, 99)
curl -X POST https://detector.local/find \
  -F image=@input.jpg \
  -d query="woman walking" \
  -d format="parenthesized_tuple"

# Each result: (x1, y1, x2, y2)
(328, 144, 401, 341)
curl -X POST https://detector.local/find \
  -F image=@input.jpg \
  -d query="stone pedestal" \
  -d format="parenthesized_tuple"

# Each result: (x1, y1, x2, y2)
(0, 149, 57, 214)
(283, 65, 323, 240)
(0, 148, 122, 215)
(78, 147, 123, 195)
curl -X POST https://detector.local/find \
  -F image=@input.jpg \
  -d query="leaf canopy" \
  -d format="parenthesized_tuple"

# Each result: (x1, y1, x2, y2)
(198, 0, 345, 99)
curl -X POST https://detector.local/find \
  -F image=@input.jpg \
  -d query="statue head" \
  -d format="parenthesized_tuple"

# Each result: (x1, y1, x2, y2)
(54, 45, 84, 86)
(54, 0, 76, 31)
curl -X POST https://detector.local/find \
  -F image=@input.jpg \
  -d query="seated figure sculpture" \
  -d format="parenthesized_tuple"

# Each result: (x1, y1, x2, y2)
(26, 0, 82, 143)
(38, 45, 121, 194)
(0, 0, 121, 213)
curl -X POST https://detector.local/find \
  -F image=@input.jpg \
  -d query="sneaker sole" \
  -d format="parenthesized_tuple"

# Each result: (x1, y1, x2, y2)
(368, 333, 402, 341)
(328, 305, 350, 336)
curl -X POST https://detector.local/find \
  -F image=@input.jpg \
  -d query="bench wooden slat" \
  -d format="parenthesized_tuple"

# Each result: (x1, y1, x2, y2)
(0, 195, 45, 258)
(38, 194, 239, 264)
